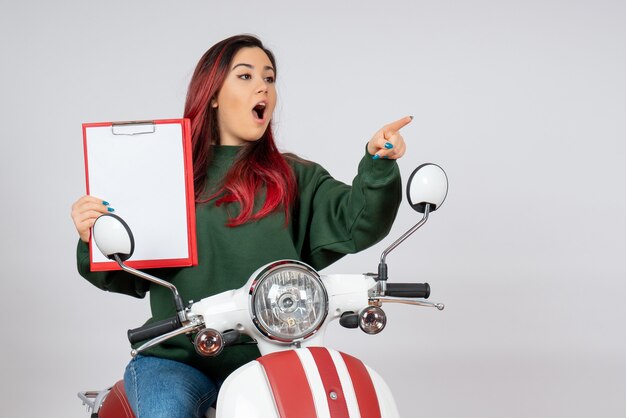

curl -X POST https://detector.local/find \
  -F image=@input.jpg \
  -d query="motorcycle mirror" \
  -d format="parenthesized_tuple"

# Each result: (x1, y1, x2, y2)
(406, 163, 448, 213)
(377, 163, 449, 288)
(92, 213, 135, 262)
(92, 214, 188, 323)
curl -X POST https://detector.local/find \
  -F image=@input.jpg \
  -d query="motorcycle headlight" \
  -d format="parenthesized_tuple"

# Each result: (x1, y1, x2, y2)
(249, 260, 328, 343)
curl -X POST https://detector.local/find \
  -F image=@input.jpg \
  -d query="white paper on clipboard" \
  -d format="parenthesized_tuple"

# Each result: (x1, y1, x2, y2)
(83, 119, 197, 271)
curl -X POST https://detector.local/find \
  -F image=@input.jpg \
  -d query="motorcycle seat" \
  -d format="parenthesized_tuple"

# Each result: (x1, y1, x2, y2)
(97, 380, 134, 418)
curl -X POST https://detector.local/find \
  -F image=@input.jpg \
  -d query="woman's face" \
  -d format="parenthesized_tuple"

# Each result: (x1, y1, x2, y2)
(214, 47, 277, 145)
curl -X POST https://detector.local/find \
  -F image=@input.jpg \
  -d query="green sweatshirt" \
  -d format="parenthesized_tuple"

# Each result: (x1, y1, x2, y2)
(77, 145, 401, 381)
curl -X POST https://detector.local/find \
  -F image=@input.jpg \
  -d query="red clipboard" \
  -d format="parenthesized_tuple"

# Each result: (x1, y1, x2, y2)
(83, 119, 197, 271)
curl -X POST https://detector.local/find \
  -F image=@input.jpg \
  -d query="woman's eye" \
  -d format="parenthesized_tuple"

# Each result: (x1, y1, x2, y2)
(238, 74, 251, 80)
(265, 76, 275, 83)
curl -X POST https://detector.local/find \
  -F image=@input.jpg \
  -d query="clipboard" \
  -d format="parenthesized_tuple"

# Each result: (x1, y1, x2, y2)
(82, 119, 197, 271)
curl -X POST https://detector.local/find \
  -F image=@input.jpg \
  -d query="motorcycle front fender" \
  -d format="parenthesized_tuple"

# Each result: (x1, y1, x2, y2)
(215, 347, 399, 418)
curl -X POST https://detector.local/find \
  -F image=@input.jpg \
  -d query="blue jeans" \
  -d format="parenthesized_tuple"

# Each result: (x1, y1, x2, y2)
(124, 355, 218, 418)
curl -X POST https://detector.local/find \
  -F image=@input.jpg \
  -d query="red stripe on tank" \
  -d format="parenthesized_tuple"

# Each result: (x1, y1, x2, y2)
(309, 347, 350, 417)
(257, 350, 317, 418)
(340, 352, 381, 418)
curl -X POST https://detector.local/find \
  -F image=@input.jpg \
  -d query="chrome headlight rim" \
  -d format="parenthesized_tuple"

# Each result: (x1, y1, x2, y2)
(249, 260, 329, 344)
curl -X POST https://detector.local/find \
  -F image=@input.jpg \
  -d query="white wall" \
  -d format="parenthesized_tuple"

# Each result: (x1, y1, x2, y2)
(1, 1, 624, 417)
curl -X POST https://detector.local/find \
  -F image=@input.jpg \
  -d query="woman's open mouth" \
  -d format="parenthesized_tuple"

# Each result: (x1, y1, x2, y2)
(252, 102, 267, 122)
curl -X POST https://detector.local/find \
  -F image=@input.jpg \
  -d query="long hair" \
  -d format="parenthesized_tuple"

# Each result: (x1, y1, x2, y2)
(184, 35, 296, 227)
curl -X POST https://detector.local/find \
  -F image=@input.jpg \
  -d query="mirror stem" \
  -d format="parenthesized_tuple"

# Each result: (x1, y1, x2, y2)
(377, 204, 431, 294)
(113, 255, 187, 323)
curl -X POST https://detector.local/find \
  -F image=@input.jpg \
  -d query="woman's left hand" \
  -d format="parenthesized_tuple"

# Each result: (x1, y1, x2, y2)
(367, 116, 412, 160)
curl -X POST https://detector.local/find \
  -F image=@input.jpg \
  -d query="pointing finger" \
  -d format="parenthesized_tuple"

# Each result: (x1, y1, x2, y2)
(383, 116, 413, 139)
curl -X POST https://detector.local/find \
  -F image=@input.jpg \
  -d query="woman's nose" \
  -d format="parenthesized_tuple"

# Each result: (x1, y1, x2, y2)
(255, 79, 268, 93)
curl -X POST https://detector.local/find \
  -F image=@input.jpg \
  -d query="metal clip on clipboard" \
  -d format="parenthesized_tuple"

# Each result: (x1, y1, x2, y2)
(111, 120, 156, 136)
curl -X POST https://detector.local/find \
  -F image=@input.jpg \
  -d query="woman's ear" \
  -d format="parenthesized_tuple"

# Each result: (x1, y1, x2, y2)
(211, 99, 218, 108)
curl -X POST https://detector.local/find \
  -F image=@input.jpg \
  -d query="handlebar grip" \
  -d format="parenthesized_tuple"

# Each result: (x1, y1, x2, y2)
(385, 283, 430, 299)
(128, 316, 182, 344)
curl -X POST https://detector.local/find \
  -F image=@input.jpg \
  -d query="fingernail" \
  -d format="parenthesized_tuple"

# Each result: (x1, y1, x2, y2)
(384, 142, 394, 149)
(107, 207, 115, 212)
(409, 115, 414, 120)
(102, 201, 110, 206)
(372, 154, 380, 160)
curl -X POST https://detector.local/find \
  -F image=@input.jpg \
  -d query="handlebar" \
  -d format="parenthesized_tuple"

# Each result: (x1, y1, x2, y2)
(128, 316, 182, 344)
(385, 283, 430, 299)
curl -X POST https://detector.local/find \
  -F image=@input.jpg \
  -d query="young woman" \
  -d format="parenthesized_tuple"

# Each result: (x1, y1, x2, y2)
(71, 34, 412, 418)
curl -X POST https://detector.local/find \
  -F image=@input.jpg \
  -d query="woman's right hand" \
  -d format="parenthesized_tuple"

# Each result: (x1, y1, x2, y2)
(71, 195, 113, 242)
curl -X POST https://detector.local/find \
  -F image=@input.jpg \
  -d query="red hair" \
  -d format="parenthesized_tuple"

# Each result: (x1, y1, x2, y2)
(184, 35, 296, 227)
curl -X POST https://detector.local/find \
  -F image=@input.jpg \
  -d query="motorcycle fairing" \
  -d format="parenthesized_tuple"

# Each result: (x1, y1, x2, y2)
(216, 347, 399, 418)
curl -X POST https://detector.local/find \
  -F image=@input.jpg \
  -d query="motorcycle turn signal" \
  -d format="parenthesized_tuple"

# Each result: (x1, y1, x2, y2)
(194, 329, 240, 357)
(359, 306, 387, 335)
(195, 329, 224, 357)
(340, 308, 387, 334)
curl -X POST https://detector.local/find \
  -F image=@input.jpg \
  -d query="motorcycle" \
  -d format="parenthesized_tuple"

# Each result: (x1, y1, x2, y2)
(78, 163, 449, 418)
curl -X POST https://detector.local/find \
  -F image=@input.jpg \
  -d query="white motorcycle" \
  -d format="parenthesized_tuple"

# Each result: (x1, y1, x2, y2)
(79, 163, 449, 418)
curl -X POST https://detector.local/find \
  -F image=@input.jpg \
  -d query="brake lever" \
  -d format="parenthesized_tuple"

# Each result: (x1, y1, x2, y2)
(372, 297, 445, 311)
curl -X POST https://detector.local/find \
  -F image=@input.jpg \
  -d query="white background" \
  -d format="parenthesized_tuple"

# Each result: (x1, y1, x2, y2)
(1, 1, 624, 417)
